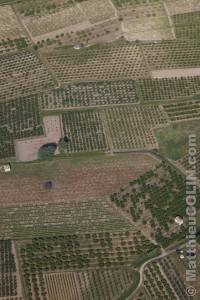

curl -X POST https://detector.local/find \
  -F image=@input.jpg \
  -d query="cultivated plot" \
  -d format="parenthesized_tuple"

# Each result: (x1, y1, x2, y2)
(0, 50, 54, 101)
(173, 10, 200, 39)
(0, 95, 43, 159)
(105, 106, 169, 150)
(139, 77, 200, 102)
(43, 43, 149, 83)
(0, 5, 30, 55)
(110, 161, 200, 247)
(16, 115, 62, 162)
(62, 110, 108, 152)
(122, 2, 173, 41)
(40, 80, 138, 109)
(142, 40, 200, 69)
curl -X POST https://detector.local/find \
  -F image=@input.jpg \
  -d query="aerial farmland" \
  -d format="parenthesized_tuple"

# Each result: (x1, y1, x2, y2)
(0, 0, 200, 299)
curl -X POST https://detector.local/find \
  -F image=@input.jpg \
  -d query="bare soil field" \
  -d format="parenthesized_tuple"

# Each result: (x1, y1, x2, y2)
(15, 115, 62, 162)
(151, 68, 200, 78)
(165, 0, 200, 15)
(0, 153, 158, 206)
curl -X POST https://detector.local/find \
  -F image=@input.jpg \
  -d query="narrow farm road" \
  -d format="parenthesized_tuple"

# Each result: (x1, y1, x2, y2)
(126, 243, 186, 299)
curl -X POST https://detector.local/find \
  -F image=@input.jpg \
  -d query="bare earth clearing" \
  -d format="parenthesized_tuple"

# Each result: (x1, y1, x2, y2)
(0, 154, 158, 206)
(15, 116, 62, 162)
(151, 67, 200, 78)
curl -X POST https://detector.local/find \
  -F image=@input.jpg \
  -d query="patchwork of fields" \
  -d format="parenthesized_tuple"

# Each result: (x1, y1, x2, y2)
(0, 0, 200, 299)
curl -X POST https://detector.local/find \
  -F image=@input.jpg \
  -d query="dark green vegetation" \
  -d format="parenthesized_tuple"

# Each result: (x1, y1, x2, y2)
(19, 231, 156, 299)
(110, 161, 200, 247)
(0, 240, 18, 298)
(113, 0, 160, 8)
(0, 95, 43, 159)
(40, 80, 138, 109)
(155, 120, 200, 160)
(38, 144, 57, 160)
(173, 11, 200, 39)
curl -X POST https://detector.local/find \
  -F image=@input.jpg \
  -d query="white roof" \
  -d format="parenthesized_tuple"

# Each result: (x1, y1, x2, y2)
(3, 164, 11, 172)
(175, 216, 183, 225)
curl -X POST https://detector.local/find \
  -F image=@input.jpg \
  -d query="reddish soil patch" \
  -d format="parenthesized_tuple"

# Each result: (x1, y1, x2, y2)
(0, 154, 158, 206)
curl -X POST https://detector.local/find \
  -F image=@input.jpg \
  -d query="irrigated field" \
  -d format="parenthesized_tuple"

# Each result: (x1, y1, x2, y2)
(0, 50, 54, 101)
(40, 80, 138, 109)
(43, 43, 149, 83)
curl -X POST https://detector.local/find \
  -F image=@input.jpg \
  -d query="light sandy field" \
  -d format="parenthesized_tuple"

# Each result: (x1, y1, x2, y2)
(165, 0, 200, 15)
(16, 116, 62, 162)
(151, 68, 200, 78)
(0, 5, 25, 40)
(122, 19, 173, 41)
(122, 2, 173, 41)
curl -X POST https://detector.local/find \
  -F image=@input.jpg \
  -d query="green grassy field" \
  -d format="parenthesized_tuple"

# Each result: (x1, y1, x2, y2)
(155, 120, 200, 160)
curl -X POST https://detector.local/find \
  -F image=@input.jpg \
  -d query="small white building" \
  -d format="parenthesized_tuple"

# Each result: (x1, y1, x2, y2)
(180, 254, 184, 259)
(3, 164, 11, 172)
(73, 44, 81, 50)
(175, 216, 183, 225)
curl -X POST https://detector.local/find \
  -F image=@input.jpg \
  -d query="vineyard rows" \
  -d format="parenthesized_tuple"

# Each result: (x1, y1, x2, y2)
(139, 77, 200, 102)
(43, 43, 148, 83)
(0, 198, 131, 239)
(141, 40, 200, 69)
(0, 240, 17, 298)
(62, 110, 108, 152)
(105, 106, 169, 150)
(173, 11, 200, 39)
(40, 80, 138, 109)
(163, 100, 200, 121)
(44, 268, 135, 300)
(0, 95, 43, 159)
(16, 0, 116, 38)
(144, 256, 190, 300)
(0, 50, 54, 101)
(19, 231, 156, 299)
(0, 5, 30, 55)
(113, 0, 161, 8)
